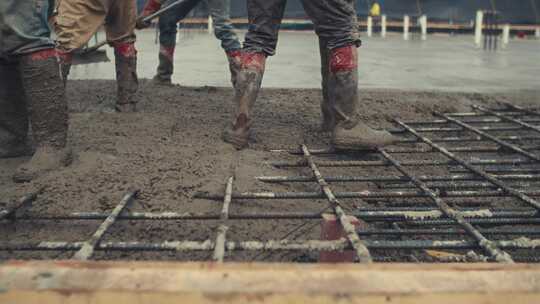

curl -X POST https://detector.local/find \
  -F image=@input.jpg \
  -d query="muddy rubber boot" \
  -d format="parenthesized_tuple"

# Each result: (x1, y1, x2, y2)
(328, 45, 398, 150)
(222, 52, 266, 150)
(13, 49, 72, 183)
(226, 50, 242, 89)
(0, 61, 30, 158)
(114, 43, 139, 112)
(318, 37, 336, 132)
(152, 45, 174, 86)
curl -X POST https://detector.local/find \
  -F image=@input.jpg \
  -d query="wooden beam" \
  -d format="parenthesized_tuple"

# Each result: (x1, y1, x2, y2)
(1, 261, 540, 303)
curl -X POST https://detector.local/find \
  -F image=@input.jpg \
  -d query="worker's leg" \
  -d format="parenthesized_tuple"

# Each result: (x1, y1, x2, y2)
(0, 0, 69, 174)
(0, 61, 29, 158)
(55, 0, 108, 83)
(154, 0, 181, 85)
(0, 0, 71, 181)
(207, 0, 242, 88)
(302, 0, 397, 150)
(13, 48, 71, 182)
(106, 0, 139, 112)
(222, 0, 286, 150)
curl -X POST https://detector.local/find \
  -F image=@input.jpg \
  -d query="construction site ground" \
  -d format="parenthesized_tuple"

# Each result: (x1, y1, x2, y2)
(1, 78, 539, 261)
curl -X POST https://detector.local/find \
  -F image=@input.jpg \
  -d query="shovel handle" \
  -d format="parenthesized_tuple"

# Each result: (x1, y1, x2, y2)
(142, 0, 203, 23)
(81, 40, 108, 54)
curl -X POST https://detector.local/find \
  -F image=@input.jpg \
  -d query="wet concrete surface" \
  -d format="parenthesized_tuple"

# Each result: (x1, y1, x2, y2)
(69, 29, 540, 93)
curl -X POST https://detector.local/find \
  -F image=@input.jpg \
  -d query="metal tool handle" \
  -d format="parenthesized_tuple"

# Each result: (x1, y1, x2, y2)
(142, 0, 203, 23)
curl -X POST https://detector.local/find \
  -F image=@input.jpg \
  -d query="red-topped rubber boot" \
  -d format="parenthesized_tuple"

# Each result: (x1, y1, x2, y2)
(328, 45, 398, 150)
(13, 49, 72, 183)
(222, 52, 266, 150)
(114, 42, 139, 112)
(153, 45, 175, 85)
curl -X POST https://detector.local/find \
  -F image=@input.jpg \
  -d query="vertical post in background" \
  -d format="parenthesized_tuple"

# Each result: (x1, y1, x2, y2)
(502, 24, 510, 48)
(475, 10, 484, 48)
(208, 15, 213, 34)
(535, 27, 540, 39)
(420, 15, 427, 40)
(367, 16, 373, 37)
(404, 15, 410, 40)
(381, 15, 387, 38)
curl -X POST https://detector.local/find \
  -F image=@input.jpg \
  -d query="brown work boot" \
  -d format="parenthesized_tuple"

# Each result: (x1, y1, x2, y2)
(318, 37, 335, 132)
(0, 61, 30, 158)
(222, 52, 266, 150)
(326, 45, 398, 150)
(226, 49, 242, 89)
(152, 45, 174, 86)
(13, 49, 72, 183)
(114, 43, 139, 112)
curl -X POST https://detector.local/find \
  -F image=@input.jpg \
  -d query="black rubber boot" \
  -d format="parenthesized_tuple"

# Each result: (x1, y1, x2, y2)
(13, 49, 71, 182)
(114, 43, 139, 112)
(152, 45, 174, 86)
(328, 46, 398, 150)
(0, 61, 30, 158)
(222, 52, 266, 150)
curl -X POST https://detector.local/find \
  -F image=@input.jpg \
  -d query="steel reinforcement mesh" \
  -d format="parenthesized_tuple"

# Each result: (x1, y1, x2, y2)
(1, 103, 540, 263)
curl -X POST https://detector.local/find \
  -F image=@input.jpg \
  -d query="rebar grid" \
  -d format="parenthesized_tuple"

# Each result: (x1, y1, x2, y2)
(1, 104, 540, 263)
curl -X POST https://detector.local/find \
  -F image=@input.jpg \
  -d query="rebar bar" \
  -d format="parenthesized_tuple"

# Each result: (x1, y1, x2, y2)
(473, 105, 540, 134)
(270, 158, 534, 168)
(256, 173, 540, 184)
(437, 112, 540, 162)
(301, 145, 372, 263)
(396, 119, 540, 211)
(2, 237, 539, 252)
(378, 149, 514, 263)
(72, 190, 139, 260)
(212, 177, 234, 262)
(196, 189, 540, 201)
(504, 103, 540, 117)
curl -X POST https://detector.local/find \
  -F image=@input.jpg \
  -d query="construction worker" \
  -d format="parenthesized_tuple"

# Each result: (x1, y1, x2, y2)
(0, 1, 71, 182)
(54, 0, 139, 112)
(223, 0, 398, 150)
(137, 0, 242, 87)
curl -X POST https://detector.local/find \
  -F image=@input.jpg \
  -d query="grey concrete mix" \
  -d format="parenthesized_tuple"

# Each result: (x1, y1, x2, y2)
(69, 29, 540, 93)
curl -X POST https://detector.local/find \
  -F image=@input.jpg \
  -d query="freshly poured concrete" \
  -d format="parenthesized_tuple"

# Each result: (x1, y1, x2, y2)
(69, 29, 540, 93)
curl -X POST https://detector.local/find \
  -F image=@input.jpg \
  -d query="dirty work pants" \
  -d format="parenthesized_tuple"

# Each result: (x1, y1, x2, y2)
(244, 0, 361, 56)
(0, 0, 55, 150)
(55, 0, 137, 51)
(0, 0, 55, 57)
(159, 0, 241, 51)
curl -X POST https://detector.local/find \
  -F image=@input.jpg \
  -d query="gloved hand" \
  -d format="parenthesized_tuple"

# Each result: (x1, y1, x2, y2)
(136, 0, 162, 29)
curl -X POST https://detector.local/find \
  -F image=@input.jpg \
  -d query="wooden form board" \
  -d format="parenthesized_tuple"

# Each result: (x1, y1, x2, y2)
(1, 261, 540, 303)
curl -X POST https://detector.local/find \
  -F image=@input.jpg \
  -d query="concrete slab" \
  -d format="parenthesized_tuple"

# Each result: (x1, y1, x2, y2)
(69, 29, 540, 93)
